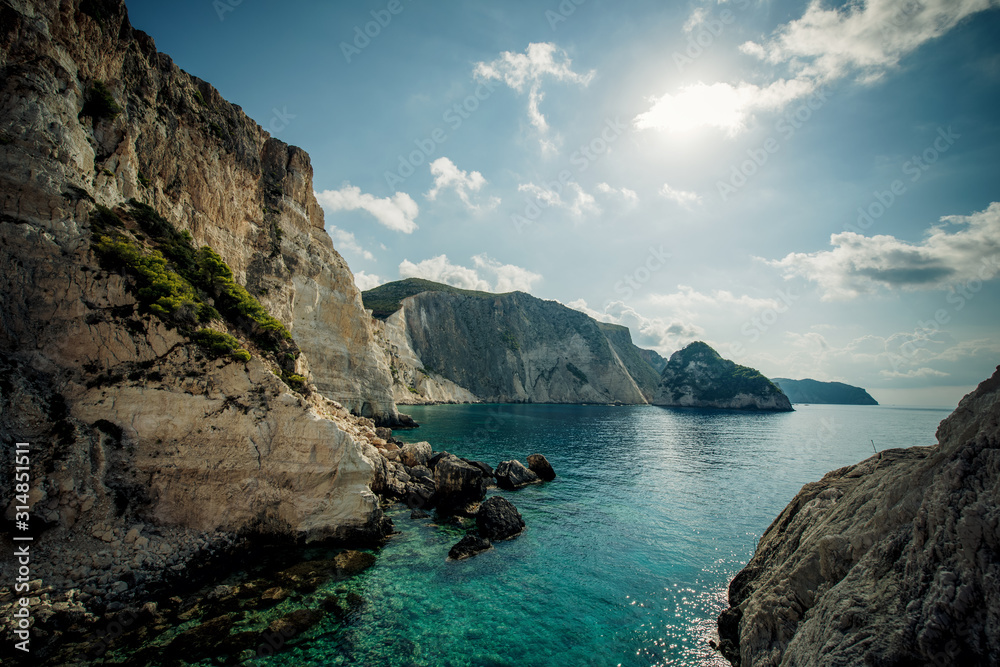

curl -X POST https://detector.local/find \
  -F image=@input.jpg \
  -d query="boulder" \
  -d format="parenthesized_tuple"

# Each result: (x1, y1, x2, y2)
(409, 509, 431, 520)
(399, 441, 432, 468)
(495, 460, 540, 490)
(465, 459, 495, 479)
(434, 455, 487, 508)
(476, 497, 525, 541)
(427, 450, 449, 469)
(448, 534, 492, 560)
(526, 454, 555, 481)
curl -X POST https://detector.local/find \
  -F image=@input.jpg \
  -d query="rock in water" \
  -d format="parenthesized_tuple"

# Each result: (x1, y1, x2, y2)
(495, 460, 540, 490)
(433, 455, 488, 508)
(448, 534, 492, 560)
(400, 441, 432, 468)
(476, 497, 525, 540)
(717, 366, 1000, 667)
(526, 454, 556, 481)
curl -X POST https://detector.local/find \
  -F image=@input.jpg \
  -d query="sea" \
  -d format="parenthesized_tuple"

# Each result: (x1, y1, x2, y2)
(254, 403, 951, 667)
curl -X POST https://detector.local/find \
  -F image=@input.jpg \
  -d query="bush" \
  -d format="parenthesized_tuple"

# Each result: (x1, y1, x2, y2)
(281, 371, 307, 392)
(90, 205, 123, 233)
(193, 328, 241, 356)
(231, 349, 252, 363)
(81, 81, 122, 120)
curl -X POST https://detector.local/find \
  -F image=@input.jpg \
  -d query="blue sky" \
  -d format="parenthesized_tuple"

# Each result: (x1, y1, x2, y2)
(127, 0, 1000, 406)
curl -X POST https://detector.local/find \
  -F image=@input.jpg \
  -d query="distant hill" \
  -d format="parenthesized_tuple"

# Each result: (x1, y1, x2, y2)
(653, 342, 793, 411)
(771, 378, 878, 405)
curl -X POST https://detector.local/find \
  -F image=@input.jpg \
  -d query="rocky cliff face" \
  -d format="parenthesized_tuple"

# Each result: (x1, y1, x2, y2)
(717, 367, 1000, 666)
(0, 0, 396, 423)
(654, 342, 792, 411)
(368, 282, 653, 404)
(0, 0, 400, 618)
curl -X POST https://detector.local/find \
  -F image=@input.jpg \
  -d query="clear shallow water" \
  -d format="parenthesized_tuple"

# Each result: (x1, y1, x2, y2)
(261, 404, 950, 667)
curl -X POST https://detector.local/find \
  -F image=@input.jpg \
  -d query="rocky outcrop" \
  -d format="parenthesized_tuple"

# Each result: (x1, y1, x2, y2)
(771, 377, 878, 405)
(0, 2, 407, 654)
(363, 279, 655, 404)
(433, 455, 488, 510)
(527, 453, 556, 481)
(654, 342, 792, 411)
(716, 367, 1000, 666)
(495, 460, 541, 490)
(477, 497, 526, 541)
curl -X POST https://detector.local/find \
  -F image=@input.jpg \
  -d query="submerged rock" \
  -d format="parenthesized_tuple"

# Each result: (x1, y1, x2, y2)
(476, 497, 525, 541)
(448, 534, 493, 560)
(526, 454, 556, 481)
(495, 460, 540, 490)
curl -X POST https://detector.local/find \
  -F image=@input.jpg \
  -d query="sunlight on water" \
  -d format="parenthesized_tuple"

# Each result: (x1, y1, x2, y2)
(254, 403, 949, 667)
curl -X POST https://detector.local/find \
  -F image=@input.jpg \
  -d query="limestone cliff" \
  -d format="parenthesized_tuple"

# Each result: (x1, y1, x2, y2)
(0, 0, 401, 618)
(363, 279, 653, 404)
(716, 367, 1000, 666)
(653, 342, 792, 411)
(0, 0, 397, 423)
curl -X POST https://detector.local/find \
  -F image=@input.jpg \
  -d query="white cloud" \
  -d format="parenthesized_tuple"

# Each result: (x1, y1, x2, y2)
(316, 185, 419, 234)
(398, 254, 541, 293)
(425, 157, 499, 211)
(767, 202, 1000, 300)
(636, 0, 998, 135)
(472, 254, 542, 292)
(634, 79, 814, 136)
(567, 299, 704, 354)
(880, 367, 950, 379)
(354, 270, 383, 291)
(648, 285, 781, 320)
(658, 183, 702, 207)
(519, 181, 598, 217)
(328, 225, 375, 261)
(474, 42, 595, 145)
(596, 183, 639, 205)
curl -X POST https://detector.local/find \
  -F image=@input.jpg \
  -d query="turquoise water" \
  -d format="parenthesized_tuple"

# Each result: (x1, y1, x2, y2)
(260, 403, 950, 667)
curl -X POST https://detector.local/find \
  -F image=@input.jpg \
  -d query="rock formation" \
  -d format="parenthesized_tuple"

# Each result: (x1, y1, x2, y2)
(476, 497, 526, 541)
(0, 2, 411, 653)
(716, 367, 1000, 666)
(363, 279, 662, 404)
(495, 460, 541, 490)
(653, 342, 792, 411)
(771, 377, 878, 405)
(527, 453, 556, 481)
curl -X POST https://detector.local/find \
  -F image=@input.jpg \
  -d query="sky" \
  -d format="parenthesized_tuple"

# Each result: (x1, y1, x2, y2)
(125, 0, 1000, 407)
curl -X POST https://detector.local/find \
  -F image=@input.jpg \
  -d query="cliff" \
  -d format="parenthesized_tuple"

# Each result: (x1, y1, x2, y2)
(771, 378, 878, 405)
(653, 342, 793, 411)
(716, 367, 1000, 666)
(363, 279, 655, 404)
(0, 0, 401, 621)
(0, 0, 397, 423)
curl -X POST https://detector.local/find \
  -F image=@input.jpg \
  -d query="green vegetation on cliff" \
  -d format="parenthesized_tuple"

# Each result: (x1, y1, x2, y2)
(362, 278, 507, 320)
(657, 341, 791, 409)
(91, 201, 299, 372)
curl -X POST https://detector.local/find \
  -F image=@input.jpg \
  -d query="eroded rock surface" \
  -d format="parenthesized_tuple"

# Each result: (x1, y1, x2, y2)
(717, 367, 1000, 667)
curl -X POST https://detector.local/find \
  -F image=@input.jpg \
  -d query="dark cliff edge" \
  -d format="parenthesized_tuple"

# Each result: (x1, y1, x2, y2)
(772, 378, 878, 405)
(717, 367, 1000, 666)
